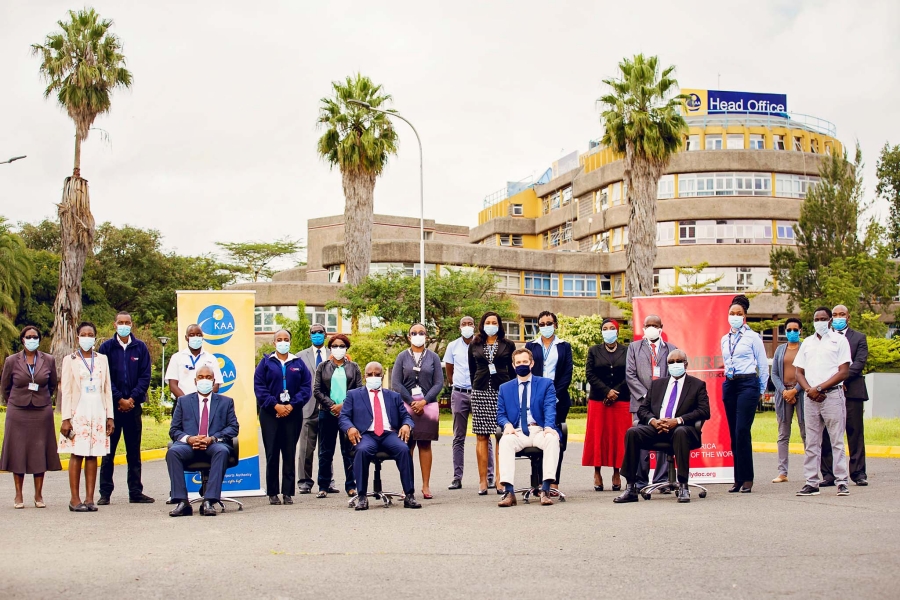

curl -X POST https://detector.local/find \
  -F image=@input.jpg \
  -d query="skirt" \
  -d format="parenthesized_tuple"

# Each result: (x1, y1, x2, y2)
(58, 392, 109, 457)
(471, 388, 499, 436)
(405, 401, 440, 441)
(0, 404, 62, 474)
(582, 400, 632, 468)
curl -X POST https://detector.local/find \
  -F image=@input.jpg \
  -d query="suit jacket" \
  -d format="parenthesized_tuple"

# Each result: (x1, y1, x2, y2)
(298, 345, 329, 418)
(468, 338, 517, 391)
(637, 374, 710, 427)
(841, 328, 869, 400)
(771, 342, 805, 422)
(625, 338, 678, 413)
(1, 351, 57, 408)
(338, 386, 414, 435)
(59, 352, 115, 421)
(524, 339, 573, 410)
(496, 375, 559, 435)
(169, 392, 239, 443)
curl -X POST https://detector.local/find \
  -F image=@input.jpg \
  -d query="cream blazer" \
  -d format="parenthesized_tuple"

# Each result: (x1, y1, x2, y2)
(59, 351, 114, 421)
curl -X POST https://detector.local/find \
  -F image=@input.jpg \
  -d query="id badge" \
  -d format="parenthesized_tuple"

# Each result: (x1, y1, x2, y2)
(28, 382, 39, 392)
(413, 366, 421, 372)
(411, 386, 423, 398)
(84, 384, 97, 394)
(652, 366, 661, 378)
(488, 363, 497, 375)
(280, 390, 291, 403)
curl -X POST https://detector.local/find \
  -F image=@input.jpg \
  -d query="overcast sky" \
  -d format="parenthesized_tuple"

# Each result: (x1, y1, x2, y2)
(2, 0, 899, 268)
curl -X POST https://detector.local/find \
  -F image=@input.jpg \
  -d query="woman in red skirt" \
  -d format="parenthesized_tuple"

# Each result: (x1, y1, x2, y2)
(583, 318, 632, 491)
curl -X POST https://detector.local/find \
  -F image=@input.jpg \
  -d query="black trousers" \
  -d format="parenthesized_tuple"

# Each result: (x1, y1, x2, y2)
(821, 398, 867, 482)
(99, 404, 143, 498)
(317, 410, 356, 492)
(621, 425, 700, 484)
(723, 377, 758, 484)
(554, 400, 570, 484)
(259, 406, 303, 496)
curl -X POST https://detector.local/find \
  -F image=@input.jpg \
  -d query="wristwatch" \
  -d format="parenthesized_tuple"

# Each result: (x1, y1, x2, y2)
(816, 386, 823, 393)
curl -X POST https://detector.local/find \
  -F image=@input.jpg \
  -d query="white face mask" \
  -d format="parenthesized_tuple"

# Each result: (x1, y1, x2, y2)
(410, 334, 426, 348)
(188, 336, 204, 350)
(643, 326, 661, 341)
(814, 320, 831, 337)
(365, 376, 382, 390)
(539, 325, 555, 339)
(728, 315, 745, 330)
(331, 347, 347, 360)
(275, 341, 291, 355)
(483, 325, 499, 337)
(78, 336, 95, 352)
(460, 326, 475, 339)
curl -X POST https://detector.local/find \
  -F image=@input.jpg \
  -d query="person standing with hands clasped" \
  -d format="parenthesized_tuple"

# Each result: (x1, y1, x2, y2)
(297, 324, 330, 494)
(770, 318, 806, 483)
(165, 324, 223, 406)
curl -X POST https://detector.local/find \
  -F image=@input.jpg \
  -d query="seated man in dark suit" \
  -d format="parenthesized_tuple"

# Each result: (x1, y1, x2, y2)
(166, 365, 240, 517)
(614, 350, 710, 504)
(338, 361, 421, 510)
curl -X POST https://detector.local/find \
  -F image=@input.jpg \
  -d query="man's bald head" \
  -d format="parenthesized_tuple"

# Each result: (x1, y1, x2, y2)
(667, 349, 688, 364)
(195, 364, 215, 380)
(365, 362, 383, 377)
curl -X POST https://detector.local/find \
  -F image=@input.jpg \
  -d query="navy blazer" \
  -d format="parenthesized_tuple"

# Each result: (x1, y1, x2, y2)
(170, 392, 239, 442)
(98, 336, 152, 404)
(253, 354, 312, 410)
(338, 386, 414, 434)
(497, 375, 559, 434)
(524, 339, 573, 410)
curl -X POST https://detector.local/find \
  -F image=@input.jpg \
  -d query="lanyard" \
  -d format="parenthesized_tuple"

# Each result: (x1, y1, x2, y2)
(79, 352, 95, 381)
(189, 352, 202, 370)
(281, 361, 288, 392)
(24, 353, 37, 382)
(542, 337, 555, 361)
(727, 329, 744, 360)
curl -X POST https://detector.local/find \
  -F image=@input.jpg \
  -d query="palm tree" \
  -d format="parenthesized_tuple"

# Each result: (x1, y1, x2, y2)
(599, 54, 687, 300)
(317, 74, 398, 285)
(32, 8, 132, 360)
(0, 220, 34, 357)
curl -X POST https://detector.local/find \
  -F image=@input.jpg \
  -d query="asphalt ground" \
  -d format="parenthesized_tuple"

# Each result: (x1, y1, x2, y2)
(2, 436, 898, 600)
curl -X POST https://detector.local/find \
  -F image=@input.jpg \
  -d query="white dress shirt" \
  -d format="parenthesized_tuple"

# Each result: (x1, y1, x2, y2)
(650, 375, 686, 425)
(367, 388, 393, 432)
(792, 330, 851, 388)
(165, 349, 224, 394)
(517, 376, 536, 427)
(180, 392, 213, 443)
(532, 336, 564, 380)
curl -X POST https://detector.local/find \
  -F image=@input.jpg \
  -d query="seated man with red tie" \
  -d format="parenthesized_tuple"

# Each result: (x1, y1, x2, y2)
(614, 349, 710, 504)
(166, 365, 240, 517)
(338, 361, 421, 510)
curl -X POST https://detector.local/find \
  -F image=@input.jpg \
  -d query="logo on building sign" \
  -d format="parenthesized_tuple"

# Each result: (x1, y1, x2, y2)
(197, 304, 235, 345)
(215, 353, 237, 393)
(686, 93, 703, 112)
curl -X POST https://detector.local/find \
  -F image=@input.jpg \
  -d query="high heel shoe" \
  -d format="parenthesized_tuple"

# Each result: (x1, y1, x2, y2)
(740, 482, 753, 493)
(14, 502, 24, 509)
(477, 489, 488, 496)
(727, 484, 741, 493)
(422, 490, 434, 500)
(34, 501, 46, 508)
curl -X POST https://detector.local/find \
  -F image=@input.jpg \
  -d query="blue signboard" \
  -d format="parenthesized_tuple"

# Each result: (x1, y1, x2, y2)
(683, 89, 788, 117)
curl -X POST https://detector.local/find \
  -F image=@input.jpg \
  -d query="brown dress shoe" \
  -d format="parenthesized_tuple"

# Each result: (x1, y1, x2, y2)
(772, 474, 788, 483)
(540, 492, 553, 506)
(498, 492, 517, 507)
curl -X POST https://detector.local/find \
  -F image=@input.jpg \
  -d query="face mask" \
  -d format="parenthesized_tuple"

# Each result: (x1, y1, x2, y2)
(331, 347, 347, 360)
(602, 330, 618, 344)
(116, 325, 132, 338)
(832, 318, 847, 331)
(460, 326, 475, 339)
(310, 332, 326, 346)
(188, 336, 204, 350)
(643, 326, 661, 341)
(814, 321, 831, 337)
(196, 379, 214, 395)
(24, 338, 40, 352)
(483, 325, 499, 337)
(668, 362, 686, 378)
(539, 325, 555, 339)
(514, 364, 531, 377)
(275, 341, 291, 355)
(410, 334, 426, 348)
(78, 336, 95, 352)
(785, 330, 801, 343)
(728, 315, 744, 330)
(365, 376, 382, 391)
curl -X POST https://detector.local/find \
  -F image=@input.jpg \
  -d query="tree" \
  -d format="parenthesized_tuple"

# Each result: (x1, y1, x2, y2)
(0, 220, 34, 356)
(317, 74, 399, 285)
(864, 336, 900, 374)
(557, 314, 607, 405)
(875, 142, 900, 257)
(599, 54, 688, 300)
(274, 301, 312, 353)
(32, 8, 133, 362)
(216, 238, 304, 282)
(666, 262, 725, 295)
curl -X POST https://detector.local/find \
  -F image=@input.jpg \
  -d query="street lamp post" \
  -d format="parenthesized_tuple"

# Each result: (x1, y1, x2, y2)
(347, 99, 426, 325)
(158, 336, 169, 402)
(0, 155, 27, 165)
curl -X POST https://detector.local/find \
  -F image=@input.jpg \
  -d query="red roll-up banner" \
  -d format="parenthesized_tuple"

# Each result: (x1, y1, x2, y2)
(632, 295, 734, 484)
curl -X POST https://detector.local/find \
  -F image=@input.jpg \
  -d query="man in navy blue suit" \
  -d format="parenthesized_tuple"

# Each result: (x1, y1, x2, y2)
(496, 348, 560, 507)
(338, 361, 421, 510)
(166, 365, 240, 517)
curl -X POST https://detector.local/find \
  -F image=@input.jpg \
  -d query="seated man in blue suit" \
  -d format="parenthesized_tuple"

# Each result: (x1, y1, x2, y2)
(338, 361, 421, 510)
(166, 365, 240, 517)
(497, 348, 560, 507)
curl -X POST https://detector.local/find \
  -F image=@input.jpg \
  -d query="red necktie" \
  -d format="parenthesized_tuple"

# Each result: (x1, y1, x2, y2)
(373, 390, 384, 435)
(199, 398, 209, 437)
(650, 343, 659, 380)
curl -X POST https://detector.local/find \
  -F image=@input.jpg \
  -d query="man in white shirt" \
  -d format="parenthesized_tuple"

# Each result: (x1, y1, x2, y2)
(165, 324, 224, 403)
(443, 316, 493, 490)
(793, 306, 852, 497)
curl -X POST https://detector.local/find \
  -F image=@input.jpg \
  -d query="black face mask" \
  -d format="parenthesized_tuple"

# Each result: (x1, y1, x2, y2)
(515, 365, 531, 377)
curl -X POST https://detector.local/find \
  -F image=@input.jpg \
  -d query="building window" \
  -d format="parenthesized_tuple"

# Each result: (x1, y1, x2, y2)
(255, 306, 278, 333)
(503, 320, 521, 341)
(522, 318, 540, 340)
(491, 269, 521, 294)
(734, 173, 772, 196)
(793, 136, 803, 151)
(774, 135, 785, 150)
(810, 138, 820, 154)
(726, 134, 744, 149)
(749, 134, 765, 150)
(776, 221, 797, 244)
(563, 221, 573, 242)
(653, 269, 661, 294)
(550, 191, 561, 211)
(613, 273, 624, 297)
(595, 190, 608, 211)
(657, 174, 675, 199)
(685, 134, 700, 151)
(775, 174, 818, 198)
(499, 234, 523, 247)
(600, 275, 612, 296)
(705, 135, 723, 150)
(327, 265, 343, 283)
(563, 274, 597, 297)
(542, 198, 550, 215)
(679, 220, 696, 244)
(591, 232, 610, 253)
(611, 227, 622, 251)
(736, 267, 754, 291)
(511, 203, 524, 216)
(678, 174, 696, 197)
(657, 222, 676, 246)
(524, 272, 558, 296)
(562, 187, 573, 205)
(610, 183, 623, 206)
(369, 263, 436, 277)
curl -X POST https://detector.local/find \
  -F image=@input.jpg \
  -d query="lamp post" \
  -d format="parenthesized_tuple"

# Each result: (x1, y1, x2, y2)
(158, 336, 169, 402)
(347, 99, 426, 325)
(0, 155, 26, 165)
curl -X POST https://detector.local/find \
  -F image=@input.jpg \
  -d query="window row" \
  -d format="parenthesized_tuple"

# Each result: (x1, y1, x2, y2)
(684, 133, 832, 154)
(255, 305, 345, 334)
(543, 221, 573, 248)
(541, 186, 573, 215)
(643, 172, 822, 201)
(499, 234, 523, 247)
(652, 267, 769, 294)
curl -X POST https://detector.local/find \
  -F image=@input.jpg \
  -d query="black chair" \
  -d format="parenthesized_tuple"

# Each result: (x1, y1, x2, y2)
(639, 421, 707, 500)
(494, 423, 568, 503)
(166, 439, 242, 512)
(347, 451, 405, 509)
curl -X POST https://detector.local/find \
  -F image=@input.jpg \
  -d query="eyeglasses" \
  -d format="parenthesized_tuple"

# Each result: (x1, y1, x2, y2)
(786, 329, 800, 333)
(667, 359, 686, 364)
(330, 344, 347, 349)
(23, 335, 39, 340)
(538, 322, 554, 327)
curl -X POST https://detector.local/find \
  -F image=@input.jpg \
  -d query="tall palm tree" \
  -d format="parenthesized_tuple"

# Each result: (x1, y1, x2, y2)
(0, 220, 34, 357)
(32, 8, 132, 360)
(599, 54, 687, 300)
(317, 74, 398, 285)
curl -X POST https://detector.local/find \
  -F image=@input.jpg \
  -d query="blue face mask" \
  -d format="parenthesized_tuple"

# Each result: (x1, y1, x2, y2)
(24, 338, 40, 352)
(832, 318, 847, 331)
(785, 330, 801, 343)
(539, 325, 555, 339)
(310, 332, 326, 346)
(668, 362, 686, 378)
(116, 325, 132, 338)
(483, 325, 499, 337)
(275, 341, 291, 355)
(602, 330, 618, 344)
(728, 315, 744, 330)
(196, 379, 214, 395)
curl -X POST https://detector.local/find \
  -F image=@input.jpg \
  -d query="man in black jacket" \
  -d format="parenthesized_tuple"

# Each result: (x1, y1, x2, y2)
(820, 305, 869, 486)
(614, 350, 710, 504)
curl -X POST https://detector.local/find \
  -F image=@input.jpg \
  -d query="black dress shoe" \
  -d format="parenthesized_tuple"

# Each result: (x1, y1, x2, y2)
(326, 485, 341, 494)
(129, 493, 155, 504)
(168, 501, 193, 517)
(854, 478, 869, 486)
(282, 495, 293, 505)
(403, 493, 422, 509)
(727, 484, 742, 493)
(819, 479, 836, 487)
(677, 483, 691, 503)
(97, 496, 110, 506)
(268, 495, 282, 505)
(355, 497, 369, 511)
(613, 485, 639, 504)
(85, 502, 98, 512)
(199, 500, 217, 516)
(477, 488, 488, 496)
(448, 479, 462, 490)
(298, 484, 312, 495)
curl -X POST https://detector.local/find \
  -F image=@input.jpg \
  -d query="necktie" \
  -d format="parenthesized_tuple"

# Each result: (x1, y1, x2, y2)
(520, 381, 530, 435)
(316, 349, 322, 366)
(373, 390, 384, 436)
(650, 343, 659, 380)
(199, 398, 209, 437)
(664, 381, 678, 419)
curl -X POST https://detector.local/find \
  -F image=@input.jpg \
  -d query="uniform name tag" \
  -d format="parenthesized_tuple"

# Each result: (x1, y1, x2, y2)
(413, 366, 421, 372)
(28, 382, 39, 392)
(84, 384, 97, 394)
(411, 386, 423, 397)
(280, 390, 291, 403)
(488, 364, 497, 375)
(653, 366, 661, 378)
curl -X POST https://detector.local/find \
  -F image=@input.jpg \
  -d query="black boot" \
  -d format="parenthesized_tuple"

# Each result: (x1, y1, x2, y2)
(677, 483, 691, 503)
(613, 483, 639, 504)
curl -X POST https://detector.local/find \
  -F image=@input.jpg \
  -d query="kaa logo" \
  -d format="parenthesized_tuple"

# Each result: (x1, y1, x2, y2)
(215, 353, 237, 393)
(686, 93, 702, 112)
(197, 304, 235, 345)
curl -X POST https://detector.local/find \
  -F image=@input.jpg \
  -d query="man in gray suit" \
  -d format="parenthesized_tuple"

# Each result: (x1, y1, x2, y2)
(296, 324, 335, 494)
(625, 314, 676, 489)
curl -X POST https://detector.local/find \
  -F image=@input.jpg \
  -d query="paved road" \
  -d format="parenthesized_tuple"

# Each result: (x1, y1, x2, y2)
(2, 437, 898, 599)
